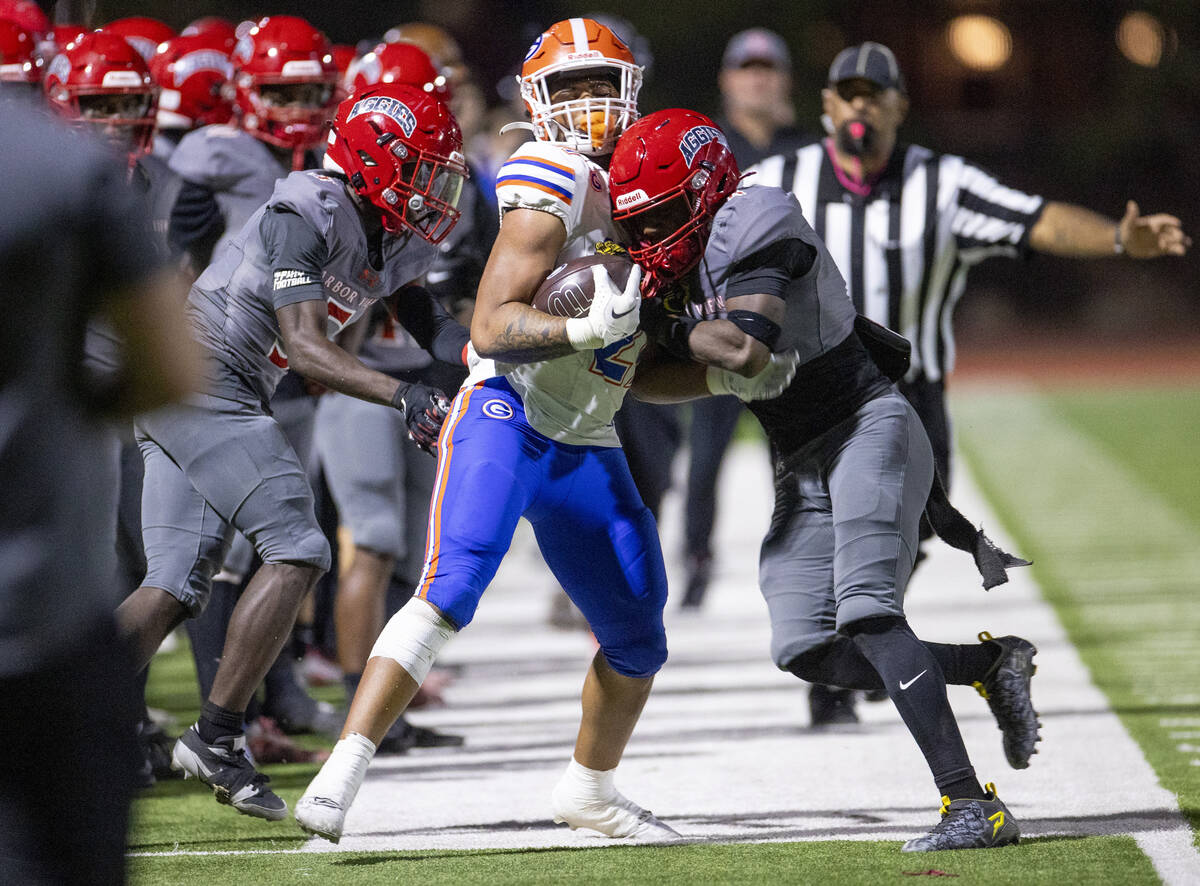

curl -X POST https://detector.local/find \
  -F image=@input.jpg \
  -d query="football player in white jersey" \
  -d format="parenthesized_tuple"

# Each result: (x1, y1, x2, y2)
(296, 17, 793, 844)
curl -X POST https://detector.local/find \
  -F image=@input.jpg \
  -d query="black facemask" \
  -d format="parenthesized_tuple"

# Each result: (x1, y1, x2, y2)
(835, 119, 877, 158)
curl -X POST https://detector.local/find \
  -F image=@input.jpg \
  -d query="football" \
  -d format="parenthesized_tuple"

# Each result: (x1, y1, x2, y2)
(530, 252, 637, 318)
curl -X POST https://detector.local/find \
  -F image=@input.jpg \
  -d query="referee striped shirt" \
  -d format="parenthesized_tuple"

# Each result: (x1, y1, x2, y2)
(746, 139, 1046, 381)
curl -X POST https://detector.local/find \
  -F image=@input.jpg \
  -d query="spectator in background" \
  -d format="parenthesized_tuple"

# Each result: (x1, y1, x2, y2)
(0, 104, 201, 885)
(716, 28, 811, 166)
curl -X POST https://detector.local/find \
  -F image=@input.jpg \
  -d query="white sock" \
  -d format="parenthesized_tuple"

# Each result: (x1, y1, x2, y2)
(304, 733, 376, 806)
(559, 757, 617, 802)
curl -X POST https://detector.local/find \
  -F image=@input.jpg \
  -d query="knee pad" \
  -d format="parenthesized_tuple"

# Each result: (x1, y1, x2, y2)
(369, 598, 456, 685)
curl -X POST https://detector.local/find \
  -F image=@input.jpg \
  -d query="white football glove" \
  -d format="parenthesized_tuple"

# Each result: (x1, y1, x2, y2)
(565, 263, 643, 350)
(707, 349, 799, 402)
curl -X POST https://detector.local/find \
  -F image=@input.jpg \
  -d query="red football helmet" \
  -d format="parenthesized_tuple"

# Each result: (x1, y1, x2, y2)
(0, 0, 46, 36)
(518, 17, 642, 155)
(347, 41, 450, 101)
(181, 16, 238, 43)
(149, 32, 235, 131)
(230, 15, 340, 163)
(102, 16, 176, 63)
(324, 83, 467, 243)
(44, 30, 157, 164)
(609, 109, 741, 289)
(0, 18, 40, 85)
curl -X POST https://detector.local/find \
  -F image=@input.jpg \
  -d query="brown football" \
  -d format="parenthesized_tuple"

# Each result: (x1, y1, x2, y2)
(530, 253, 636, 318)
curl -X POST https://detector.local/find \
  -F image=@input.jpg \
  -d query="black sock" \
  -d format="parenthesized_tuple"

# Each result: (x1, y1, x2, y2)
(198, 700, 244, 743)
(941, 773, 988, 802)
(922, 640, 1002, 686)
(342, 672, 361, 702)
(846, 616, 984, 799)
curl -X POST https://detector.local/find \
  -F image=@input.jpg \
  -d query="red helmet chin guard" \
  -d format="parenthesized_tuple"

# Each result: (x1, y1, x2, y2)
(324, 83, 468, 244)
(608, 109, 740, 294)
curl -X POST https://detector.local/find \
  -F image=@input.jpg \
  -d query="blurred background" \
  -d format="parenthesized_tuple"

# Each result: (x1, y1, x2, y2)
(43, 0, 1199, 348)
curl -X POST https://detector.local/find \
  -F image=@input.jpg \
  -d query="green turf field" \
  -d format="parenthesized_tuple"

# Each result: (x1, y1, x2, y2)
(957, 384, 1200, 848)
(129, 383, 1199, 883)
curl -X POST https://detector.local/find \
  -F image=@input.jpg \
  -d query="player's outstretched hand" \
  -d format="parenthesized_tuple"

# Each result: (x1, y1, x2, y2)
(707, 350, 799, 402)
(394, 382, 451, 456)
(1120, 200, 1192, 258)
(565, 263, 643, 350)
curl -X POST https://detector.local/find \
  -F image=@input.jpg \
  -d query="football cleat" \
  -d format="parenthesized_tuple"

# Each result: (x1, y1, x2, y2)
(171, 726, 287, 820)
(295, 794, 349, 844)
(551, 772, 681, 841)
(902, 783, 1020, 852)
(973, 632, 1041, 768)
(808, 684, 860, 728)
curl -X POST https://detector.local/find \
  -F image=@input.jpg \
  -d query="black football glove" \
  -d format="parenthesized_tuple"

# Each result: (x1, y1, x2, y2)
(391, 382, 451, 456)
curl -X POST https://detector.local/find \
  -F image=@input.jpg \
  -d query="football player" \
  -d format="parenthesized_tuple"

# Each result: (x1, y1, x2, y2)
(295, 18, 793, 844)
(147, 30, 236, 160)
(608, 109, 1038, 853)
(115, 83, 471, 820)
(0, 18, 41, 101)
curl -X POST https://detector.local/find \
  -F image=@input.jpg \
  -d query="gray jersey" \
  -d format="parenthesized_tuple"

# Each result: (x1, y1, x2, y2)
(168, 124, 288, 260)
(188, 171, 438, 406)
(83, 153, 184, 385)
(694, 186, 889, 456)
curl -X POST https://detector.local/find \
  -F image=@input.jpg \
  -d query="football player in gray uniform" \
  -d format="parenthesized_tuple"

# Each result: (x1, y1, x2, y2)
(610, 109, 1037, 853)
(116, 83, 471, 820)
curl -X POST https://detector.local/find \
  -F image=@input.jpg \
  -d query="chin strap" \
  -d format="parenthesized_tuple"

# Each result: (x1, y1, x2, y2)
(924, 470, 1032, 590)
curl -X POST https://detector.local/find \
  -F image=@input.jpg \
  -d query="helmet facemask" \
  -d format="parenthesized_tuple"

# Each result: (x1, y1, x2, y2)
(521, 60, 640, 155)
(368, 134, 466, 242)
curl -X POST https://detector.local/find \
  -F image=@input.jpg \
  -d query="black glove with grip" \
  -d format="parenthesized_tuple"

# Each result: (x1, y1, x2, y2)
(391, 381, 451, 456)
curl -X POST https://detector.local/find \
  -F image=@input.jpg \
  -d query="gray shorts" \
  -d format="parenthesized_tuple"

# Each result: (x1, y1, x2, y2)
(136, 394, 331, 615)
(314, 392, 434, 573)
(758, 390, 933, 669)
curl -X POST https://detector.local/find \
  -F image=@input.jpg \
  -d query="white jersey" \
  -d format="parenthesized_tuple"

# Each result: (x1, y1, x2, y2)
(464, 140, 644, 447)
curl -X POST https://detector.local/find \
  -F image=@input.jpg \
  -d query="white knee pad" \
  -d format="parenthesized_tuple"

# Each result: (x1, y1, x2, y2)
(369, 597, 455, 685)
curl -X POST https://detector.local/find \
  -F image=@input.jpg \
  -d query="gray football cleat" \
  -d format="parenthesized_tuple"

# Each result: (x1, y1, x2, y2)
(902, 783, 1020, 852)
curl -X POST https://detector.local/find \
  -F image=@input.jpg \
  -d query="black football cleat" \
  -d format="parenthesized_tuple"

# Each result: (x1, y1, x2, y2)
(974, 632, 1041, 768)
(902, 783, 1020, 852)
(171, 726, 287, 820)
(808, 684, 859, 728)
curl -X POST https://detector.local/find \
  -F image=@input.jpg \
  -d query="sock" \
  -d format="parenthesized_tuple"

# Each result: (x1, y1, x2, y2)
(846, 616, 982, 800)
(198, 700, 244, 743)
(293, 622, 316, 659)
(305, 732, 376, 806)
(342, 672, 361, 702)
(558, 757, 616, 802)
(922, 640, 1002, 686)
(941, 774, 988, 802)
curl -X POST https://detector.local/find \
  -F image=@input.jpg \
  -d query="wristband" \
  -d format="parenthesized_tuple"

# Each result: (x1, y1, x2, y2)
(1113, 225, 1124, 255)
(389, 382, 409, 411)
(565, 317, 602, 350)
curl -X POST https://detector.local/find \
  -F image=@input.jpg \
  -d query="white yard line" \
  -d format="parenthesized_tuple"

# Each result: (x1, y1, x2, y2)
(272, 437, 1196, 879)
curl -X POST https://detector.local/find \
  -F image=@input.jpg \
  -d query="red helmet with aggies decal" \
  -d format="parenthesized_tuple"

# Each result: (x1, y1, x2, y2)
(347, 41, 450, 101)
(608, 109, 741, 290)
(102, 16, 177, 63)
(324, 82, 467, 244)
(518, 17, 641, 156)
(230, 15, 340, 162)
(0, 19, 41, 87)
(44, 30, 157, 164)
(149, 32, 235, 131)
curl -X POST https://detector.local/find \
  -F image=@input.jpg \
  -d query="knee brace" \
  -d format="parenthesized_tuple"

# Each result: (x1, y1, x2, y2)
(369, 597, 456, 684)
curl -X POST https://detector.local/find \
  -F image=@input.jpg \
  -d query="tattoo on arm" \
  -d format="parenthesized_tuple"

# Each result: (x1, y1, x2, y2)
(487, 308, 577, 362)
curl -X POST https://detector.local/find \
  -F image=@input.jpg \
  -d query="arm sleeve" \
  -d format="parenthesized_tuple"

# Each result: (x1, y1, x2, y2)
(950, 161, 1046, 261)
(390, 285, 470, 365)
(725, 237, 818, 300)
(167, 179, 225, 266)
(260, 207, 329, 310)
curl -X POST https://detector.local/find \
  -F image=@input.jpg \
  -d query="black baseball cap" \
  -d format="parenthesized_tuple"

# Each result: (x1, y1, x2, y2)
(827, 42, 906, 93)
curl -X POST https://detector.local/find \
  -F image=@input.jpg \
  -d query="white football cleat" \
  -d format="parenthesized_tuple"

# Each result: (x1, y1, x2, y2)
(551, 761, 682, 841)
(294, 733, 375, 844)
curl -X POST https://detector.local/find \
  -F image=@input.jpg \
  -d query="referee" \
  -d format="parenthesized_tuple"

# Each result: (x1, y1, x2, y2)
(748, 41, 1191, 726)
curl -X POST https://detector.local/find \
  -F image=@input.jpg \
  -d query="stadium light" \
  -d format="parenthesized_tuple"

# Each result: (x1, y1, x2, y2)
(1117, 11, 1164, 67)
(945, 14, 1012, 72)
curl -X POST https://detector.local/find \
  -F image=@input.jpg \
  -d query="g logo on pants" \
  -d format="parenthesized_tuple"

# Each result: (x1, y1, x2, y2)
(482, 399, 514, 420)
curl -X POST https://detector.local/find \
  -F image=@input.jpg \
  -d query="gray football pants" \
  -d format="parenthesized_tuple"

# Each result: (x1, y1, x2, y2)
(136, 394, 331, 616)
(758, 389, 934, 669)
